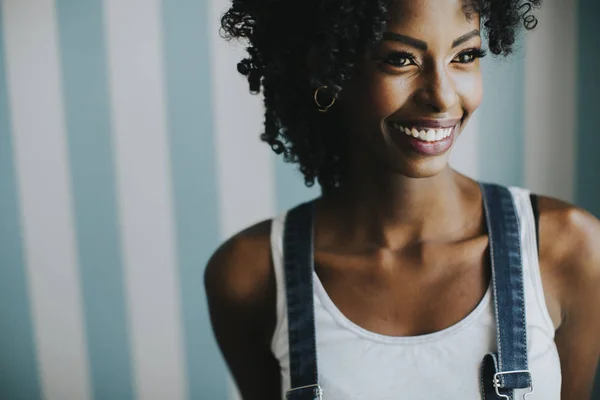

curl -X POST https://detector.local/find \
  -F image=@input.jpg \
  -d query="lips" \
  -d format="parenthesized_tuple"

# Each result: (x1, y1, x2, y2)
(388, 118, 462, 130)
(386, 119, 460, 156)
(390, 123, 453, 142)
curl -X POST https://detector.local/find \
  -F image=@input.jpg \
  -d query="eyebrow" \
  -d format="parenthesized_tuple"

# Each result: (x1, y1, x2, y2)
(382, 29, 480, 50)
(452, 30, 481, 47)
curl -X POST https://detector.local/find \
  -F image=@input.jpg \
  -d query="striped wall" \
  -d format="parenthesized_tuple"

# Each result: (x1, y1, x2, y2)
(0, 0, 598, 399)
(578, 0, 600, 391)
(577, 0, 600, 218)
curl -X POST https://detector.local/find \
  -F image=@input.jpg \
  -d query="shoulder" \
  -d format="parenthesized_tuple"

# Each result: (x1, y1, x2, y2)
(535, 196, 600, 396)
(204, 219, 285, 398)
(203, 218, 276, 335)
(536, 195, 600, 312)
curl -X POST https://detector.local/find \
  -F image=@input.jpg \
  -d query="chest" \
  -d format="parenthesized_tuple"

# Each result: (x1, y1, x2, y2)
(313, 236, 490, 337)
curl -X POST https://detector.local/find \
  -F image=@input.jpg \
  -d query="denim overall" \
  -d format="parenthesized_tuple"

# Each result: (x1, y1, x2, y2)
(282, 183, 534, 400)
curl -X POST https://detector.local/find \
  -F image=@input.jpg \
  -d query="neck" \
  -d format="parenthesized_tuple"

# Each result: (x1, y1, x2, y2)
(318, 167, 482, 250)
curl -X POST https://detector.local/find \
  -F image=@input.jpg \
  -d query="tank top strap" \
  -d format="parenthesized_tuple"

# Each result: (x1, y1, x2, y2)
(508, 187, 555, 334)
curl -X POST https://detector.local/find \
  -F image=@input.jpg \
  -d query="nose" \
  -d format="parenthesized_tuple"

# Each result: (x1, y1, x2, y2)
(416, 64, 458, 113)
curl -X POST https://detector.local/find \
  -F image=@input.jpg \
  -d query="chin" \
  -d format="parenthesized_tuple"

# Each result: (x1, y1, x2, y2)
(384, 148, 454, 179)
(400, 164, 450, 179)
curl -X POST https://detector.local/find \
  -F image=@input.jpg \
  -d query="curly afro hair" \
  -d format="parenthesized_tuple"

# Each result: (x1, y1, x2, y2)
(221, 0, 542, 193)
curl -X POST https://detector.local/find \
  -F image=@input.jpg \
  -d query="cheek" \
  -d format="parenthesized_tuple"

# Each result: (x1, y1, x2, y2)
(351, 74, 413, 121)
(373, 80, 413, 117)
(455, 71, 483, 113)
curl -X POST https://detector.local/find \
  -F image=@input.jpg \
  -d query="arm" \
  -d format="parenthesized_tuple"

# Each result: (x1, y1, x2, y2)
(204, 221, 282, 400)
(538, 198, 600, 399)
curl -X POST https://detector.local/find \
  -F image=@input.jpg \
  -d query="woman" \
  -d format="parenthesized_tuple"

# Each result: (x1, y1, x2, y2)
(204, 0, 600, 398)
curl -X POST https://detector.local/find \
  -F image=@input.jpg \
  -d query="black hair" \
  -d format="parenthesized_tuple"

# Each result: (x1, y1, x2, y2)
(221, 0, 541, 192)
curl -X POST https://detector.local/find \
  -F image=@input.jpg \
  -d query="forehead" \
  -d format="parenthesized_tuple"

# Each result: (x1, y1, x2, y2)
(387, 0, 480, 33)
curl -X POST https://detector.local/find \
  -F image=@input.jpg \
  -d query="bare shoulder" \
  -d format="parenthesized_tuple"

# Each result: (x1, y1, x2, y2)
(537, 195, 600, 295)
(204, 218, 274, 312)
(204, 220, 284, 399)
(536, 196, 600, 397)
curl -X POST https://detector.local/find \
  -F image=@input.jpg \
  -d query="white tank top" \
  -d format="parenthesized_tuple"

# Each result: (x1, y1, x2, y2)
(269, 187, 562, 399)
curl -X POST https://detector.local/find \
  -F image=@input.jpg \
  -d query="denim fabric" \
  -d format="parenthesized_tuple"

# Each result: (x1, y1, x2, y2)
(282, 183, 532, 400)
(480, 183, 532, 399)
(283, 202, 321, 399)
(286, 385, 323, 400)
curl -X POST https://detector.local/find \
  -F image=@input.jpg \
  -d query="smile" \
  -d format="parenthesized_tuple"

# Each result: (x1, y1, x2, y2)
(389, 122, 454, 143)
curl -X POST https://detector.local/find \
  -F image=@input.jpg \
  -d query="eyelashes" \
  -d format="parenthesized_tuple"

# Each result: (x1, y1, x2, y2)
(381, 51, 418, 68)
(454, 48, 488, 63)
(380, 47, 488, 68)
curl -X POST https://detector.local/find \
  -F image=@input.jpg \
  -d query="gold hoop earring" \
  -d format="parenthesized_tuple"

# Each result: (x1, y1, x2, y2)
(314, 86, 337, 113)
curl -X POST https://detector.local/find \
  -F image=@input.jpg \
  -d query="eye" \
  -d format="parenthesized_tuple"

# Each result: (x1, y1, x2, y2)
(382, 51, 417, 68)
(452, 48, 487, 64)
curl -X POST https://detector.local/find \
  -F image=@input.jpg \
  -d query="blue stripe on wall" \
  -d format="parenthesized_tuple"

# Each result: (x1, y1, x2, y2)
(576, 0, 600, 219)
(161, 1, 225, 398)
(55, 1, 135, 399)
(275, 157, 320, 213)
(478, 42, 526, 187)
(0, 6, 42, 399)
(577, 3, 600, 397)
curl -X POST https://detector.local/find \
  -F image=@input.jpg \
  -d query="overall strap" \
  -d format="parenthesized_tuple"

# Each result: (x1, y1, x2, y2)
(283, 202, 322, 400)
(480, 183, 533, 400)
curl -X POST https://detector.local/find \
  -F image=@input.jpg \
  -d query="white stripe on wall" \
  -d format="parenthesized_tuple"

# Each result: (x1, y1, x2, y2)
(450, 110, 480, 180)
(102, 1, 187, 399)
(1, 1, 91, 399)
(210, 0, 276, 241)
(209, 2, 276, 399)
(524, 0, 577, 201)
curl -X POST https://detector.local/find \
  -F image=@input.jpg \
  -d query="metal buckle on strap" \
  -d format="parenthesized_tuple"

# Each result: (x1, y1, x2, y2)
(493, 370, 534, 400)
(286, 384, 323, 400)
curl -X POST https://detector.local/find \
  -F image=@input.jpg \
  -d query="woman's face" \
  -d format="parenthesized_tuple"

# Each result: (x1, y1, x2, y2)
(338, 0, 484, 179)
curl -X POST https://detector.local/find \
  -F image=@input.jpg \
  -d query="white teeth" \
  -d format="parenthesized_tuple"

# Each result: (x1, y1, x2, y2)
(392, 123, 454, 142)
